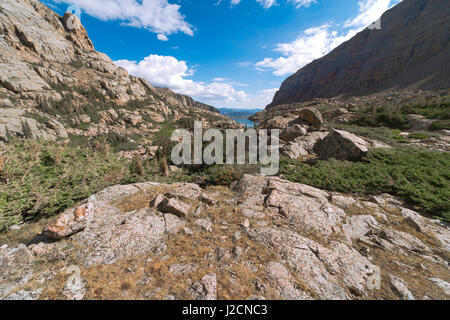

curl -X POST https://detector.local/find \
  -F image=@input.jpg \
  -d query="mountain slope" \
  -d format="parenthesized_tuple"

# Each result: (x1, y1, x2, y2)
(267, 0, 450, 109)
(0, 0, 231, 145)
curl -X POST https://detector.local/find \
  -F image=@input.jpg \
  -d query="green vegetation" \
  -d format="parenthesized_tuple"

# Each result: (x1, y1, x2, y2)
(333, 124, 407, 145)
(355, 105, 410, 130)
(37, 89, 118, 125)
(20, 120, 34, 139)
(354, 95, 450, 130)
(24, 112, 50, 126)
(407, 132, 431, 140)
(68, 60, 84, 70)
(200, 164, 260, 185)
(280, 147, 450, 221)
(430, 120, 450, 131)
(0, 139, 192, 231)
(400, 95, 450, 120)
(153, 123, 176, 158)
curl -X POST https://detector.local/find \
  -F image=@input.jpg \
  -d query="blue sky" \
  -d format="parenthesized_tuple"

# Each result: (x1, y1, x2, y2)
(43, 0, 402, 108)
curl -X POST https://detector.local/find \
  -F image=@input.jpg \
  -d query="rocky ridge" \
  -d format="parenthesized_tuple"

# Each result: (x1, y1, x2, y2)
(0, 0, 240, 152)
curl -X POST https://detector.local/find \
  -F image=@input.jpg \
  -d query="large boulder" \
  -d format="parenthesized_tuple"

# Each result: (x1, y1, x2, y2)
(280, 124, 308, 142)
(313, 129, 369, 161)
(261, 115, 296, 129)
(294, 107, 323, 128)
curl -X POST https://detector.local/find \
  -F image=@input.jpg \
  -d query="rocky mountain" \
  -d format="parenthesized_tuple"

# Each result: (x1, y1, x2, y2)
(0, 0, 236, 148)
(267, 0, 450, 109)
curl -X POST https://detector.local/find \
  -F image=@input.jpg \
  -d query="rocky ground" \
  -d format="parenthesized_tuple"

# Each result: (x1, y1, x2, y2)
(0, 175, 448, 300)
(251, 90, 450, 157)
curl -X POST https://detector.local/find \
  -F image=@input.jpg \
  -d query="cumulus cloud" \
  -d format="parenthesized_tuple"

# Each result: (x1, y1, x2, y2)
(220, 88, 280, 109)
(345, 0, 392, 27)
(255, 26, 357, 76)
(115, 55, 248, 105)
(255, 0, 400, 76)
(52, 0, 193, 38)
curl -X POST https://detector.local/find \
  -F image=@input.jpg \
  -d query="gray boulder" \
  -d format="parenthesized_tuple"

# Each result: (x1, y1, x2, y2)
(314, 129, 369, 161)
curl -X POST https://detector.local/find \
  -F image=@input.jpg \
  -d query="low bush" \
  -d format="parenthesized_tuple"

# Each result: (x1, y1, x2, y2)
(407, 133, 431, 140)
(0, 139, 190, 230)
(430, 120, 450, 131)
(280, 147, 450, 221)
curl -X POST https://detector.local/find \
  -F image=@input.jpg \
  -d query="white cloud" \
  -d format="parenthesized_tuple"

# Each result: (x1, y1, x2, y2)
(256, 26, 358, 76)
(345, 0, 392, 27)
(230, 0, 316, 9)
(220, 88, 279, 109)
(237, 62, 252, 67)
(289, 0, 317, 9)
(53, 0, 193, 38)
(256, 0, 277, 8)
(157, 34, 169, 41)
(115, 55, 248, 106)
(115, 55, 278, 108)
(255, 0, 399, 76)
(213, 77, 229, 82)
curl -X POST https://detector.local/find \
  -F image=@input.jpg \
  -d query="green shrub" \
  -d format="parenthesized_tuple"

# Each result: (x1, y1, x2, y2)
(200, 164, 261, 186)
(116, 141, 140, 152)
(21, 120, 33, 139)
(354, 95, 450, 130)
(407, 133, 431, 140)
(69, 60, 84, 69)
(153, 124, 176, 159)
(401, 96, 450, 120)
(430, 120, 450, 131)
(24, 112, 50, 125)
(206, 166, 242, 185)
(0, 138, 200, 230)
(0, 139, 159, 230)
(280, 147, 450, 221)
(355, 106, 410, 130)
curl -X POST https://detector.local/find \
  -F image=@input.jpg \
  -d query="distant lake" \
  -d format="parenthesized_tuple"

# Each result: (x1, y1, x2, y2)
(218, 108, 263, 128)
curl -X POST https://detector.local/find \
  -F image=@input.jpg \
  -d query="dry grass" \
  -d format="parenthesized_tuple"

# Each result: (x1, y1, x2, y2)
(114, 185, 171, 213)
(0, 216, 54, 246)
(14, 193, 285, 300)
(3, 182, 448, 300)
(365, 244, 450, 300)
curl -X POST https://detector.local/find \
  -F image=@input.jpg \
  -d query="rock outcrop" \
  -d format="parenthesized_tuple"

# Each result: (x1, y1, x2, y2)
(1, 175, 448, 300)
(267, 0, 450, 108)
(0, 108, 68, 141)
